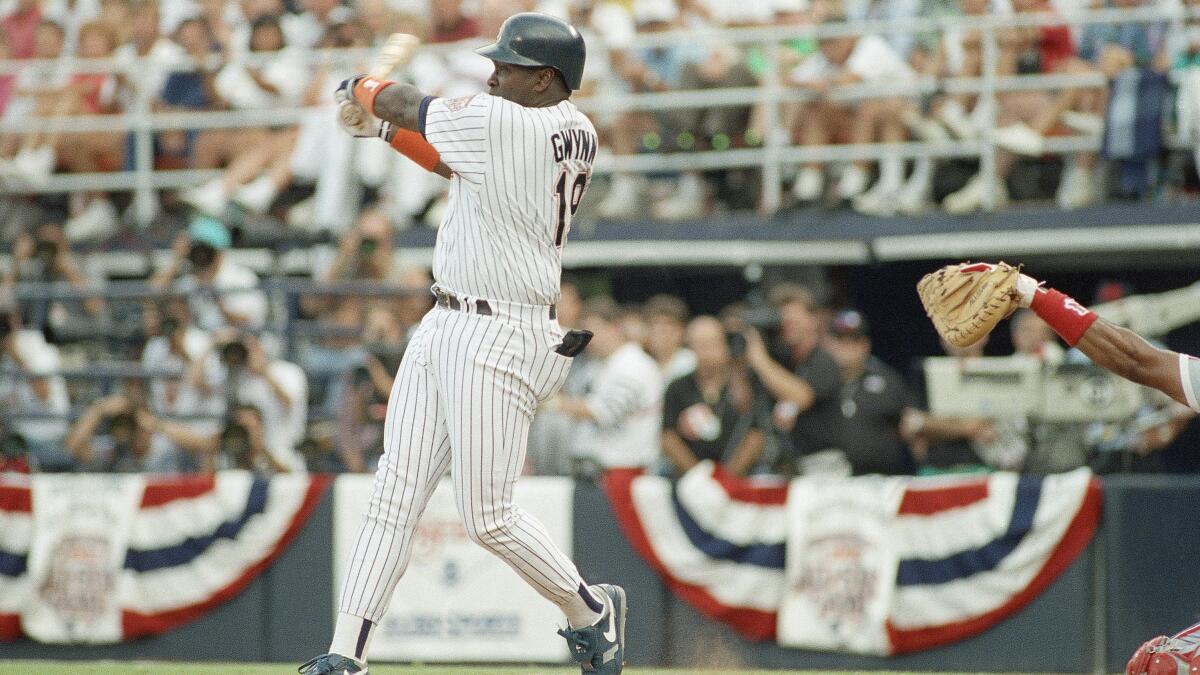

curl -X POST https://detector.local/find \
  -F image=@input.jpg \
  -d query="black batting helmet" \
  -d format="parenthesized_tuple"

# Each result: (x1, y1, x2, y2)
(475, 13, 586, 91)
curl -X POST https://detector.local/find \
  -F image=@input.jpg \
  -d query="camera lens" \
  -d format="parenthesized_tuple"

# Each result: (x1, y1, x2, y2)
(220, 340, 248, 368)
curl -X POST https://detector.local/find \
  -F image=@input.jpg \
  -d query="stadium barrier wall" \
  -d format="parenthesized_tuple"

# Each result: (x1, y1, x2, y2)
(4, 475, 1196, 672)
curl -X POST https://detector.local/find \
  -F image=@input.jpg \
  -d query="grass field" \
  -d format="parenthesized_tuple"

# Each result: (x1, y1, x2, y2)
(0, 665, 1057, 675)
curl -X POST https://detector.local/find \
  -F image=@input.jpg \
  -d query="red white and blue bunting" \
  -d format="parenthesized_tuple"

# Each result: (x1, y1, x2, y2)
(603, 462, 1101, 655)
(0, 472, 329, 644)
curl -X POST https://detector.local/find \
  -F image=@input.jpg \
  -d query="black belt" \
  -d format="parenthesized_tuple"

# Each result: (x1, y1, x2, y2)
(433, 289, 557, 320)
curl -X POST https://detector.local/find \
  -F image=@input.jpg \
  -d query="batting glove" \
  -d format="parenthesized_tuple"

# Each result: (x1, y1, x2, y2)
(334, 82, 380, 139)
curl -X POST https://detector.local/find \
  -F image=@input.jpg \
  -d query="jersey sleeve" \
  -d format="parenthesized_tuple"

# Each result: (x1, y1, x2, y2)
(1178, 353, 1200, 411)
(419, 93, 495, 178)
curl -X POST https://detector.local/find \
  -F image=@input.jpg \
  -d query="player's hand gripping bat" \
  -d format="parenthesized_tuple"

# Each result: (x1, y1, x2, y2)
(335, 33, 420, 137)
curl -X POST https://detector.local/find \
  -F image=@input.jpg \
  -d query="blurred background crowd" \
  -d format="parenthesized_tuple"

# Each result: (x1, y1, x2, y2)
(0, 0, 1196, 237)
(2, 0, 1200, 477)
(2, 209, 1194, 477)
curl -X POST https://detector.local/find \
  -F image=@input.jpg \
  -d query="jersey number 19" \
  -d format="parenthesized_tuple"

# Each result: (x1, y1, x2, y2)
(553, 168, 589, 249)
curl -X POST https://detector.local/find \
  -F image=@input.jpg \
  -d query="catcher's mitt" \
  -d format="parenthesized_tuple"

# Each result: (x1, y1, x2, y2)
(917, 262, 1021, 348)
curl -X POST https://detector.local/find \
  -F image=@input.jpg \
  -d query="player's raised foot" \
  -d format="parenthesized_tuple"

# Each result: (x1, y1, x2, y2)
(558, 583, 626, 674)
(298, 653, 367, 675)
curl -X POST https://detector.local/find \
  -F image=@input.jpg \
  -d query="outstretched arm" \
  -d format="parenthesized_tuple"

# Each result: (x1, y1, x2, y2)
(1074, 319, 1186, 406)
(1018, 274, 1191, 409)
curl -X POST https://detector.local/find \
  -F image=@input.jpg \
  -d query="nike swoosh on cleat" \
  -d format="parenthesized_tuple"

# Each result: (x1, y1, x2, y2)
(603, 608, 617, 643)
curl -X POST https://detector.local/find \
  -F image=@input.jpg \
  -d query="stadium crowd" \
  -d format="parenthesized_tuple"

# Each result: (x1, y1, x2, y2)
(0, 0, 1198, 238)
(1, 211, 1193, 476)
(1, 0, 1199, 476)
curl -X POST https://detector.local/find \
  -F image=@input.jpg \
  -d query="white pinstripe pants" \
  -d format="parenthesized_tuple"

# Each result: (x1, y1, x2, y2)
(338, 301, 582, 621)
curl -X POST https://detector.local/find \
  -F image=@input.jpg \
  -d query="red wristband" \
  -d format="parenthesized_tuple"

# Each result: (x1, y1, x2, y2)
(388, 127, 440, 172)
(1029, 287, 1098, 346)
(352, 76, 395, 116)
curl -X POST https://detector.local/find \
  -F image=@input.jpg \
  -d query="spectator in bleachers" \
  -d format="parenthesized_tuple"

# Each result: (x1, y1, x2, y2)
(40, 0, 101, 56)
(844, 0, 921, 59)
(334, 362, 386, 472)
(196, 0, 236, 52)
(595, 0, 704, 219)
(787, 11, 918, 209)
(0, 20, 67, 186)
(283, 0, 352, 49)
(2, 223, 106, 330)
(944, 0, 1111, 212)
(1, 0, 41, 58)
(0, 310, 72, 471)
(113, 0, 182, 112)
(155, 17, 222, 169)
(151, 215, 268, 331)
(182, 14, 310, 216)
(744, 283, 844, 476)
(298, 208, 395, 410)
(140, 296, 224, 446)
(429, 0, 479, 43)
(661, 315, 764, 477)
(288, 18, 395, 233)
(552, 296, 664, 472)
(97, 0, 130, 47)
(183, 331, 307, 471)
(642, 293, 696, 383)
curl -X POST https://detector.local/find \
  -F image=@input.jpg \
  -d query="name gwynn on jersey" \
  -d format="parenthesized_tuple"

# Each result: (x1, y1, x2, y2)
(551, 129, 597, 163)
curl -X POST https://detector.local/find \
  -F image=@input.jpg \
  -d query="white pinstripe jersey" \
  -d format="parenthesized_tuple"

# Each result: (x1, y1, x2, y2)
(419, 93, 597, 305)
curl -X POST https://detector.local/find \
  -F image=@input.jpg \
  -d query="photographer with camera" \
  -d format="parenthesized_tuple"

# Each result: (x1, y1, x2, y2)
(298, 208, 412, 413)
(187, 331, 307, 472)
(134, 402, 289, 473)
(150, 215, 268, 332)
(2, 222, 106, 331)
(65, 391, 160, 472)
(0, 309, 72, 471)
(140, 297, 226, 458)
(551, 297, 663, 472)
(741, 283, 846, 476)
(661, 316, 765, 478)
(335, 363, 387, 473)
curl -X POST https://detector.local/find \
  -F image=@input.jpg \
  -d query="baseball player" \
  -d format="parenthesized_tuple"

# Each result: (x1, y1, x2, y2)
(299, 13, 626, 675)
(925, 264, 1200, 675)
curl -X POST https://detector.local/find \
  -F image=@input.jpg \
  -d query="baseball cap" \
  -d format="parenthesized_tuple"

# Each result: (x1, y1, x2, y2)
(188, 214, 232, 250)
(830, 309, 869, 339)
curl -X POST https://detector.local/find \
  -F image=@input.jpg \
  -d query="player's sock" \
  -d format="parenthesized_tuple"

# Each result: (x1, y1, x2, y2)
(563, 582, 605, 628)
(329, 612, 375, 664)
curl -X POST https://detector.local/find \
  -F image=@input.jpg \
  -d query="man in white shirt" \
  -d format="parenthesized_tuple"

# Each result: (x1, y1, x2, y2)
(789, 18, 917, 209)
(150, 216, 269, 332)
(0, 312, 71, 469)
(553, 297, 663, 470)
(141, 298, 225, 468)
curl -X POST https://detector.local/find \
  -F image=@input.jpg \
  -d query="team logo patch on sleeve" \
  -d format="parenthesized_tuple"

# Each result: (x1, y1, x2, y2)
(444, 95, 475, 112)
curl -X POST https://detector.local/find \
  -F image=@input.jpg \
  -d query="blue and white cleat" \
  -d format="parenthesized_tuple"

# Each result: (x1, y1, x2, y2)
(557, 583, 627, 674)
(298, 653, 367, 675)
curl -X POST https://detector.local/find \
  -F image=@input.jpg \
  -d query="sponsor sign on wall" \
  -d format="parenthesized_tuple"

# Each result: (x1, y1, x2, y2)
(333, 476, 574, 662)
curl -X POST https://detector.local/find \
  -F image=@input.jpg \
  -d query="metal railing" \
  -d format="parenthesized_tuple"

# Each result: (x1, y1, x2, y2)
(0, 7, 1195, 219)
